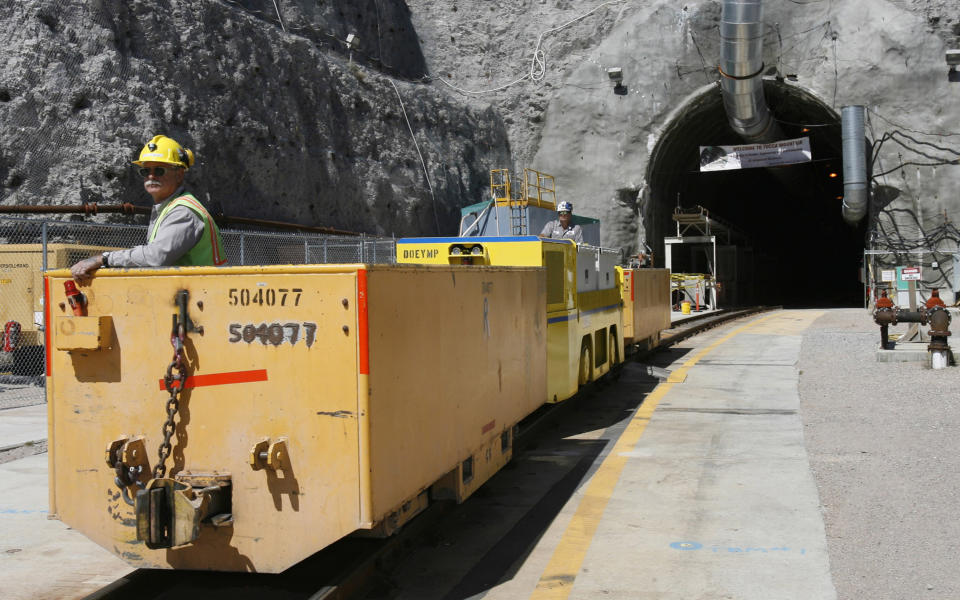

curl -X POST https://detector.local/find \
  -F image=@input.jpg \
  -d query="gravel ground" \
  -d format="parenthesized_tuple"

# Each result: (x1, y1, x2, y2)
(799, 308, 960, 600)
(0, 384, 45, 410)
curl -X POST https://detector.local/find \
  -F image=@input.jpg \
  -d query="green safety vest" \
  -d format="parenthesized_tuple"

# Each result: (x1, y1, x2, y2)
(149, 193, 227, 266)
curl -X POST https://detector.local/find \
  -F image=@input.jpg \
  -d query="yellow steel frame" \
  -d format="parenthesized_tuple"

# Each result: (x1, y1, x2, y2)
(488, 168, 557, 210)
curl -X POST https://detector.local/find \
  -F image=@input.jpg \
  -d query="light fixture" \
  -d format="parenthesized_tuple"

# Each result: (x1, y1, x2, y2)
(607, 67, 627, 95)
(828, 172, 838, 178)
(946, 49, 960, 82)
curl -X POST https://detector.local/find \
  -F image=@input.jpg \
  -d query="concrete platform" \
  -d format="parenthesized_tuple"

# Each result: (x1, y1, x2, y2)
(875, 341, 958, 363)
(0, 404, 47, 455)
(377, 310, 843, 599)
(480, 310, 834, 599)
(0, 454, 132, 600)
(0, 402, 131, 599)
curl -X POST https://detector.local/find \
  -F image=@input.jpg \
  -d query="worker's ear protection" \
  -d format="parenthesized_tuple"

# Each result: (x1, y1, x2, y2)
(177, 147, 195, 169)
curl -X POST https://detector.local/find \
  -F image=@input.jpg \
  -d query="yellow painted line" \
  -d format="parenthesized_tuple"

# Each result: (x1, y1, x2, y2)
(530, 311, 783, 599)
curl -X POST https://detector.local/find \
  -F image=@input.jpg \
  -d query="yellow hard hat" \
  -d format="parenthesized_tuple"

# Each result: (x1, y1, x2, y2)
(132, 135, 195, 170)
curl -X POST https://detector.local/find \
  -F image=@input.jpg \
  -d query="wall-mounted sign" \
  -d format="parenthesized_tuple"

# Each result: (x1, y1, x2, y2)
(699, 137, 812, 172)
(881, 270, 896, 282)
(900, 266, 922, 281)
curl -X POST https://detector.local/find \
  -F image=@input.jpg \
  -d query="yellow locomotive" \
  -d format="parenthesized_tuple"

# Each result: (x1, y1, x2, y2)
(43, 170, 669, 572)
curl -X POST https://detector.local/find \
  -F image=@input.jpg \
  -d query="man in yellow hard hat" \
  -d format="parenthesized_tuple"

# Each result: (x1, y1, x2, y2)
(71, 135, 227, 281)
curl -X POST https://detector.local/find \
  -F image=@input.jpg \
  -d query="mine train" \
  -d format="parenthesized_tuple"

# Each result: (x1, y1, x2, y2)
(44, 170, 671, 572)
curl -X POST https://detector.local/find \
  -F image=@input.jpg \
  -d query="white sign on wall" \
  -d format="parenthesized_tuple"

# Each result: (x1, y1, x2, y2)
(901, 267, 922, 281)
(699, 137, 812, 172)
(881, 270, 896, 282)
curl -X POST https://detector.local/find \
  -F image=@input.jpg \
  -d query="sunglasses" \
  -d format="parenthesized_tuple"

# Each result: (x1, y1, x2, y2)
(558, 211, 571, 216)
(138, 167, 175, 178)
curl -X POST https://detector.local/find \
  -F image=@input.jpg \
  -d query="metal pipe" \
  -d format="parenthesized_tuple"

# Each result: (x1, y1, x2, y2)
(841, 105, 868, 224)
(719, 0, 779, 142)
(874, 300, 954, 367)
(874, 308, 928, 327)
(874, 290, 895, 349)
(0, 203, 363, 236)
(0, 203, 147, 215)
(927, 306, 952, 369)
(460, 200, 495, 236)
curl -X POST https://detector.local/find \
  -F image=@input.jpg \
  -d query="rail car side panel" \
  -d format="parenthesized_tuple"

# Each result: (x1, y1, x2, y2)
(618, 268, 671, 346)
(1, 244, 114, 348)
(364, 267, 546, 520)
(47, 267, 364, 572)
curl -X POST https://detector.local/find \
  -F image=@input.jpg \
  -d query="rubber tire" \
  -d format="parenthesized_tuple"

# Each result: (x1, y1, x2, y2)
(610, 329, 618, 366)
(578, 343, 592, 387)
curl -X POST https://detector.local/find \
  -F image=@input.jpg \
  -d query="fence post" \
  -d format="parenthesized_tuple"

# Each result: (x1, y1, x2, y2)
(41, 221, 48, 272)
(41, 220, 48, 378)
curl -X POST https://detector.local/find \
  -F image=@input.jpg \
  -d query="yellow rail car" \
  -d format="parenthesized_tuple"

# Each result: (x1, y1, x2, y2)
(617, 267, 671, 350)
(45, 264, 545, 572)
(0, 245, 114, 374)
(396, 236, 623, 403)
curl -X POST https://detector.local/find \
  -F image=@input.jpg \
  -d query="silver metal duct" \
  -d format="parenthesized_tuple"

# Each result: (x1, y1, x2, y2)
(841, 105, 868, 224)
(719, 0, 777, 142)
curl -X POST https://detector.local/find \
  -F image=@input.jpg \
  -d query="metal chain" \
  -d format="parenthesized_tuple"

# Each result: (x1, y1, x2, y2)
(155, 309, 189, 479)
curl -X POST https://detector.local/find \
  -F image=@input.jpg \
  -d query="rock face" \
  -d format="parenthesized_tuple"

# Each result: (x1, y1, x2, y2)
(408, 0, 960, 305)
(4, 0, 960, 283)
(0, 0, 508, 236)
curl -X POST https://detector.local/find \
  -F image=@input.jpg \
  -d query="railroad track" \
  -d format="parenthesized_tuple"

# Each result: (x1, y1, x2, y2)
(86, 307, 774, 600)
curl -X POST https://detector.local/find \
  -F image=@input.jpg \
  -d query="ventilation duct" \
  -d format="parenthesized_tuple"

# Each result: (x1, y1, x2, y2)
(719, 0, 778, 142)
(841, 105, 868, 224)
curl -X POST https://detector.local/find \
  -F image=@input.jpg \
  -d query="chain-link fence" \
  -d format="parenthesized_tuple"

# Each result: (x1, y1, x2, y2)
(0, 216, 396, 409)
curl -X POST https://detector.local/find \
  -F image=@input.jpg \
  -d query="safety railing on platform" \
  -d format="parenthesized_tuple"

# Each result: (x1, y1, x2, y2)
(0, 216, 396, 409)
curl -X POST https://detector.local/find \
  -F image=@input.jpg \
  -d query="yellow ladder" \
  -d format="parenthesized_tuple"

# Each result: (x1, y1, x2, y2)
(491, 169, 527, 235)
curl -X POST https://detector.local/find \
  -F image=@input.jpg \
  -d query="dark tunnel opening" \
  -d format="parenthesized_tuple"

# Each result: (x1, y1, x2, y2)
(645, 81, 867, 308)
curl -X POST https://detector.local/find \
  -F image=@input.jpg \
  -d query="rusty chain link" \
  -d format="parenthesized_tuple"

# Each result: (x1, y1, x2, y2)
(155, 296, 190, 479)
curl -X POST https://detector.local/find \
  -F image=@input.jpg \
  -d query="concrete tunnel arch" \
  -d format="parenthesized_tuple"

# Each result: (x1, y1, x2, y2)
(642, 81, 867, 308)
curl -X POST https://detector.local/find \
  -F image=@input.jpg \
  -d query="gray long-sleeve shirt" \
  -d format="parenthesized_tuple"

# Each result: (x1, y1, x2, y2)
(104, 188, 206, 267)
(539, 219, 583, 243)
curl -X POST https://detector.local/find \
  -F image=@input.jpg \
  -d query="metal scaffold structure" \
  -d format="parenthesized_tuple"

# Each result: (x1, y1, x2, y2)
(664, 205, 750, 310)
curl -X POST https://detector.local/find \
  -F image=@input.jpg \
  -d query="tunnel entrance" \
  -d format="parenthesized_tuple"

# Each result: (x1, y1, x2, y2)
(645, 81, 866, 308)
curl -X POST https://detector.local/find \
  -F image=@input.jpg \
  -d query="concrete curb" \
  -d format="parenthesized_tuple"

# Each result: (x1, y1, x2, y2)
(0, 438, 47, 465)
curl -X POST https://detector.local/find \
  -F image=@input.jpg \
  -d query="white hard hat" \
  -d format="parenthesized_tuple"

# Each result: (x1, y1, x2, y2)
(557, 201, 573, 213)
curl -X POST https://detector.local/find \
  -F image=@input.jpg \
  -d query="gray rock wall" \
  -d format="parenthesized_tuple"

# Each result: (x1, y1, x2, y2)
(4, 0, 960, 273)
(0, 0, 509, 236)
(409, 0, 960, 273)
